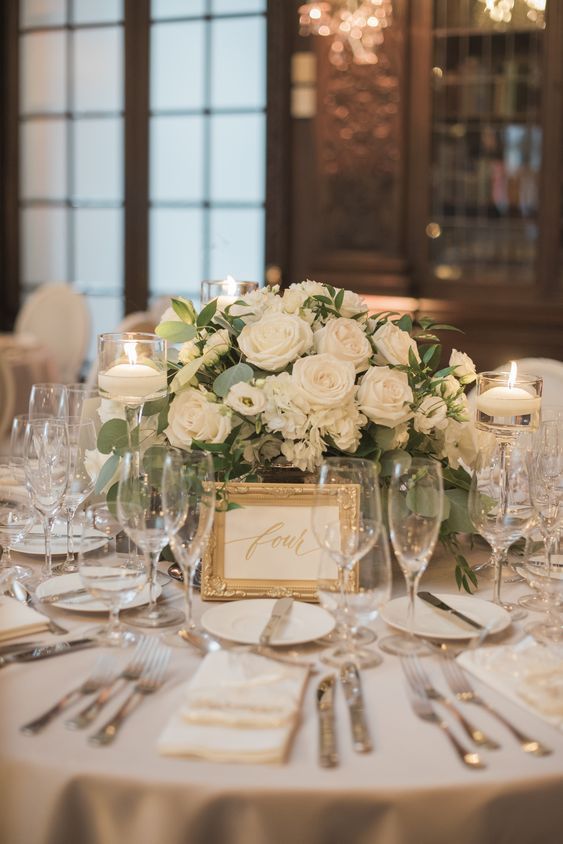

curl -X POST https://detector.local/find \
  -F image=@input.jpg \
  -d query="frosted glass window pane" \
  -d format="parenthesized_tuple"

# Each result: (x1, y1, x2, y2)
(150, 116, 204, 201)
(21, 0, 66, 27)
(151, 22, 204, 111)
(21, 120, 67, 200)
(72, 0, 123, 23)
(86, 295, 123, 362)
(152, 0, 206, 18)
(74, 209, 123, 292)
(209, 208, 264, 282)
(150, 209, 204, 294)
(20, 32, 66, 114)
(73, 118, 123, 201)
(73, 28, 123, 112)
(21, 208, 68, 284)
(210, 114, 265, 202)
(211, 17, 266, 109)
(211, 0, 266, 13)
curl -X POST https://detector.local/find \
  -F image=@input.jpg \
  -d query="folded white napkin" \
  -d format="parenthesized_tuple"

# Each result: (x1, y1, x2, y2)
(158, 650, 310, 763)
(0, 595, 50, 642)
(458, 637, 563, 730)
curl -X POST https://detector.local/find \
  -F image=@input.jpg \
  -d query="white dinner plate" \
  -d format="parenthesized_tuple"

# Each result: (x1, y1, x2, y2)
(35, 573, 160, 613)
(201, 599, 335, 646)
(381, 593, 511, 640)
(10, 526, 107, 557)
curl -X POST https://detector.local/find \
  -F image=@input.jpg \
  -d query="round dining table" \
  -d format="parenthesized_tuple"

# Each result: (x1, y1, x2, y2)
(0, 546, 562, 844)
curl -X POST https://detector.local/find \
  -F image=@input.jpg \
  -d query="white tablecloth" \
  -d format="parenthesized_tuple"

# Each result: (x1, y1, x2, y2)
(1, 548, 562, 844)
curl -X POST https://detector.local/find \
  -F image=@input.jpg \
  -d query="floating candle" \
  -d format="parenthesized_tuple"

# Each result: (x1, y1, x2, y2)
(476, 361, 541, 417)
(98, 341, 167, 400)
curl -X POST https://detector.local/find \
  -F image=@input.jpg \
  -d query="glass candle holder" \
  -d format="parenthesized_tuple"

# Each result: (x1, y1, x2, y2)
(200, 278, 259, 308)
(98, 333, 168, 405)
(475, 366, 542, 437)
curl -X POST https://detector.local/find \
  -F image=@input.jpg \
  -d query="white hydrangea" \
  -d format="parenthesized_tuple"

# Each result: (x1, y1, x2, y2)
(261, 372, 310, 440)
(313, 403, 367, 453)
(229, 286, 284, 325)
(281, 431, 325, 473)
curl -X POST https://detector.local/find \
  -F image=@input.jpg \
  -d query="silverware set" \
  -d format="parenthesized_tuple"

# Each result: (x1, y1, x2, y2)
(316, 661, 373, 767)
(19, 637, 171, 746)
(401, 651, 552, 768)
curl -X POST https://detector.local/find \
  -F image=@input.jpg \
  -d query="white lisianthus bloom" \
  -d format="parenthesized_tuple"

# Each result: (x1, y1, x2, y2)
(225, 382, 267, 416)
(238, 312, 314, 371)
(440, 419, 479, 470)
(291, 354, 356, 408)
(372, 322, 420, 366)
(414, 395, 449, 435)
(165, 388, 232, 448)
(178, 339, 201, 365)
(314, 317, 372, 372)
(439, 374, 462, 399)
(202, 329, 230, 365)
(357, 366, 413, 427)
(337, 288, 368, 319)
(449, 349, 477, 385)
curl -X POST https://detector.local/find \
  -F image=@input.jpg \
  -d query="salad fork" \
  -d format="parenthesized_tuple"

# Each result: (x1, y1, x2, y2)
(401, 656, 485, 769)
(440, 655, 552, 757)
(89, 643, 171, 746)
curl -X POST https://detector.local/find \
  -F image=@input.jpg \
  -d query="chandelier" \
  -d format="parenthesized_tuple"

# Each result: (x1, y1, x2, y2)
(298, 1, 393, 68)
(478, 0, 546, 26)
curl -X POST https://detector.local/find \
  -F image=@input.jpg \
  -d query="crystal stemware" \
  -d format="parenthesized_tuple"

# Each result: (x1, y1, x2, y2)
(57, 418, 98, 573)
(379, 457, 444, 657)
(0, 486, 35, 583)
(28, 383, 68, 420)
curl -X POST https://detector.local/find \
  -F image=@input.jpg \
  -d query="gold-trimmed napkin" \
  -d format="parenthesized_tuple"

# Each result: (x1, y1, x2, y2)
(0, 595, 50, 642)
(158, 650, 309, 763)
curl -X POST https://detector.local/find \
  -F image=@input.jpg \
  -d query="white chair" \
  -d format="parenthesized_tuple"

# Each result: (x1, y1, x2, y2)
(0, 352, 16, 443)
(15, 283, 91, 383)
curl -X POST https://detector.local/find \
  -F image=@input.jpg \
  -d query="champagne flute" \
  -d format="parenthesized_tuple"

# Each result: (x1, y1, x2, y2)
(57, 418, 98, 573)
(379, 457, 443, 656)
(117, 447, 184, 628)
(162, 449, 215, 642)
(312, 457, 381, 666)
(23, 418, 70, 579)
(28, 383, 68, 420)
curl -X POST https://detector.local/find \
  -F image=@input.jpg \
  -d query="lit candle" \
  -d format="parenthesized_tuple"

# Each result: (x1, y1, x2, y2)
(476, 361, 541, 417)
(216, 275, 239, 311)
(98, 342, 167, 400)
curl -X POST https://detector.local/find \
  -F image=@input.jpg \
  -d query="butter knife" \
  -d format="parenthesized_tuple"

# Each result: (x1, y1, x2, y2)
(316, 674, 338, 768)
(340, 662, 373, 753)
(417, 591, 484, 631)
(0, 638, 96, 668)
(259, 596, 293, 646)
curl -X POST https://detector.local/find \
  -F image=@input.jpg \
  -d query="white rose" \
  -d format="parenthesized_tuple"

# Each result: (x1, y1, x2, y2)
(337, 289, 368, 319)
(414, 395, 449, 435)
(357, 366, 413, 427)
(202, 329, 230, 365)
(291, 354, 356, 408)
(225, 382, 267, 416)
(178, 339, 201, 365)
(314, 317, 372, 372)
(165, 388, 232, 448)
(372, 322, 420, 366)
(238, 312, 314, 372)
(449, 349, 476, 385)
(441, 419, 479, 470)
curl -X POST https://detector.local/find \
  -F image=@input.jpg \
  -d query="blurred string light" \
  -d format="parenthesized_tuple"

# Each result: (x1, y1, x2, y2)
(298, 1, 393, 68)
(478, 0, 546, 26)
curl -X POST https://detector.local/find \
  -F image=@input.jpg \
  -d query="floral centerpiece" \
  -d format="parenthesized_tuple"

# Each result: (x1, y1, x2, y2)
(95, 281, 480, 591)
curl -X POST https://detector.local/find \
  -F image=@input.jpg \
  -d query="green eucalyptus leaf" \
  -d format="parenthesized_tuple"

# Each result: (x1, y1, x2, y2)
(142, 397, 167, 417)
(155, 321, 197, 343)
(171, 297, 196, 323)
(106, 481, 118, 517)
(379, 449, 412, 478)
(97, 419, 128, 455)
(170, 357, 204, 393)
(94, 452, 120, 494)
(213, 362, 253, 398)
(406, 486, 443, 519)
(441, 488, 474, 533)
(334, 288, 344, 309)
(395, 314, 413, 333)
(197, 299, 218, 327)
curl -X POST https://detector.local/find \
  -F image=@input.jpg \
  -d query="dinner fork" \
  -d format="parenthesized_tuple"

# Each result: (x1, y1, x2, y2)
(20, 656, 114, 735)
(440, 655, 552, 757)
(408, 655, 500, 750)
(89, 643, 171, 746)
(401, 656, 485, 769)
(65, 636, 153, 730)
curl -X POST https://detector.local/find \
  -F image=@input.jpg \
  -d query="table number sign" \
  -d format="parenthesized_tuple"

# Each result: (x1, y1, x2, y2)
(201, 483, 358, 601)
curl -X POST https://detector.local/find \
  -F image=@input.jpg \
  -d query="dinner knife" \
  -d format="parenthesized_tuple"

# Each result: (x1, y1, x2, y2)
(417, 591, 484, 631)
(0, 638, 96, 668)
(39, 588, 90, 605)
(316, 674, 338, 768)
(259, 596, 293, 646)
(340, 662, 373, 753)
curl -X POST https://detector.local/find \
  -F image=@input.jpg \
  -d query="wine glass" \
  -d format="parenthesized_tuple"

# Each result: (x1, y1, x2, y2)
(312, 457, 382, 666)
(9, 414, 31, 485)
(468, 439, 534, 620)
(23, 418, 70, 579)
(28, 383, 68, 419)
(162, 449, 215, 643)
(57, 418, 98, 573)
(77, 504, 146, 647)
(117, 447, 184, 628)
(0, 486, 35, 583)
(379, 457, 444, 657)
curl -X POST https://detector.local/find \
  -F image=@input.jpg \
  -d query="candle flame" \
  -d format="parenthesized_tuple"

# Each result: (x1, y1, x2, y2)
(508, 360, 517, 389)
(124, 342, 137, 366)
(225, 274, 237, 297)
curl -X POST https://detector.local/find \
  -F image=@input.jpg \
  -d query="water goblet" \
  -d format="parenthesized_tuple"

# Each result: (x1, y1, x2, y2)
(28, 383, 68, 420)
(379, 457, 444, 657)
(57, 418, 98, 573)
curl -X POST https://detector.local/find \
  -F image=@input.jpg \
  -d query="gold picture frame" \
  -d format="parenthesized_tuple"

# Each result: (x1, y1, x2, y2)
(201, 482, 359, 602)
